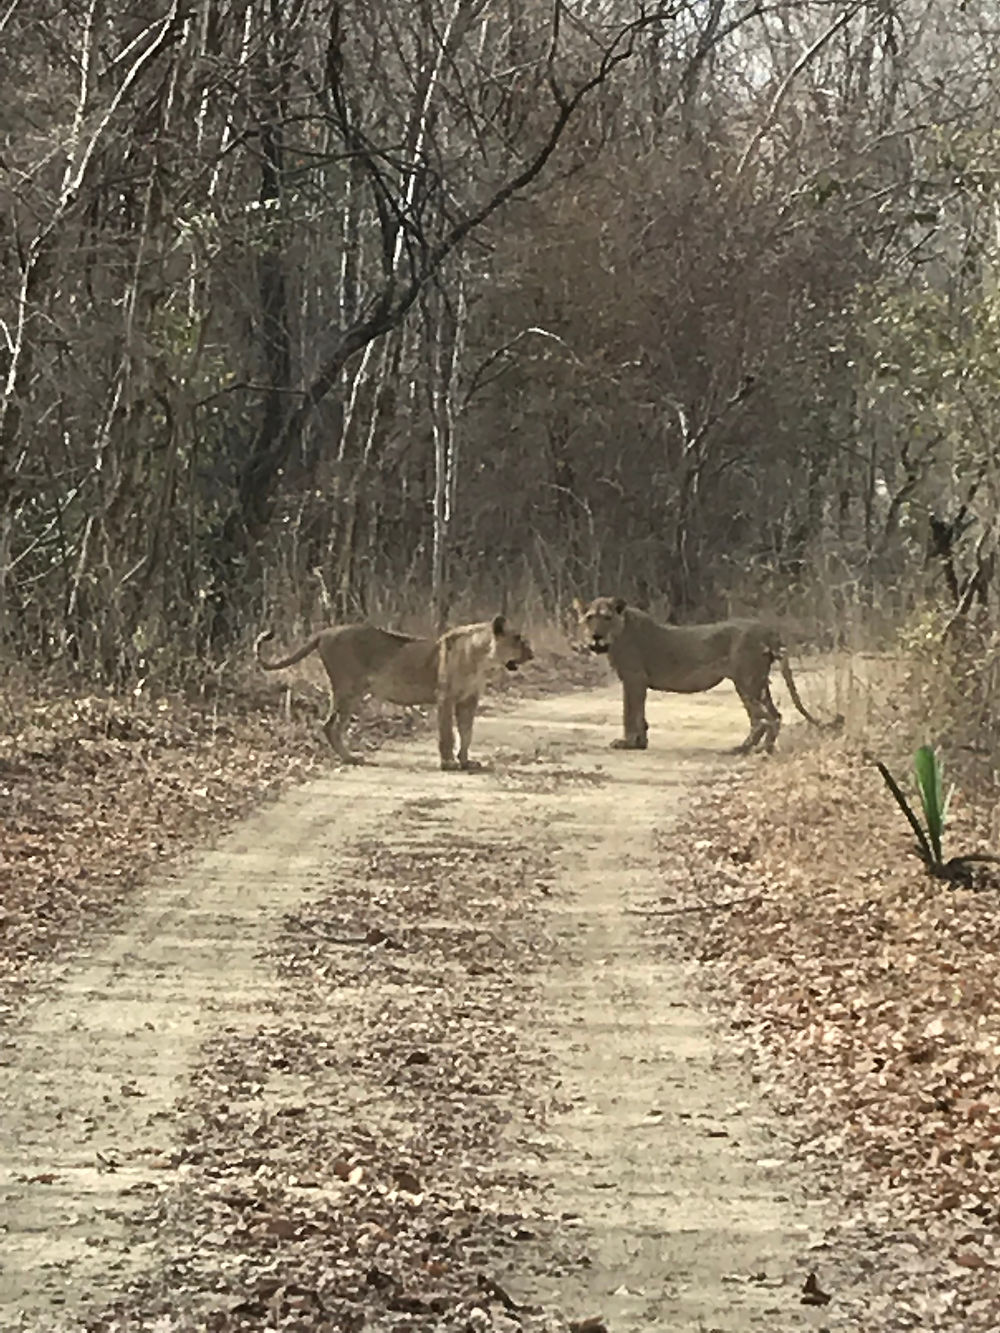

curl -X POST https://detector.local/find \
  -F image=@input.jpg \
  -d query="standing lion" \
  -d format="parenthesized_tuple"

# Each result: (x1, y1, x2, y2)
(574, 596, 840, 753)
(256, 615, 533, 769)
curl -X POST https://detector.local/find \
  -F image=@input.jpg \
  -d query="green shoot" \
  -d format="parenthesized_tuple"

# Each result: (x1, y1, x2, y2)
(913, 744, 953, 869)
(876, 745, 1000, 887)
(875, 757, 936, 869)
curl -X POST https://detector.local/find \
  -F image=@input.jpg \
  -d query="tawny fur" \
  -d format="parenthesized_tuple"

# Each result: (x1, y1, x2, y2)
(255, 615, 533, 769)
(573, 596, 841, 754)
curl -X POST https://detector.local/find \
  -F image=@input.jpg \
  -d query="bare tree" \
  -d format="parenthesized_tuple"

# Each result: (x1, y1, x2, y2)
(6, 0, 1000, 679)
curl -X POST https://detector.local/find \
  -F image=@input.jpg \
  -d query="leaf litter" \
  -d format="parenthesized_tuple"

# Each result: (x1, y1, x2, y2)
(647, 740, 1000, 1332)
(2, 654, 604, 1333)
(0, 649, 600, 1029)
(0, 683, 328, 1029)
(72, 827, 568, 1332)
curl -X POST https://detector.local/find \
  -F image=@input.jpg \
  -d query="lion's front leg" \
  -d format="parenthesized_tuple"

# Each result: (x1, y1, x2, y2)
(611, 679, 648, 750)
(454, 694, 483, 770)
(437, 694, 460, 770)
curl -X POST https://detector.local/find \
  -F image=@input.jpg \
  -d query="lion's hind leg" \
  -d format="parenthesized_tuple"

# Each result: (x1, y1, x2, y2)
(760, 683, 782, 753)
(733, 683, 772, 754)
(322, 691, 365, 765)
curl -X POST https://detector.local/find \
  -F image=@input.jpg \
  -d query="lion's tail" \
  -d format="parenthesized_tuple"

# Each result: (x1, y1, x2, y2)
(775, 648, 844, 733)
(254, 628, 322, 672)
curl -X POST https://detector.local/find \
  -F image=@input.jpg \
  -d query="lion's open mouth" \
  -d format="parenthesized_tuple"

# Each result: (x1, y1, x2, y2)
(590, 639, 610, 654)
(505, 660, 520, 671)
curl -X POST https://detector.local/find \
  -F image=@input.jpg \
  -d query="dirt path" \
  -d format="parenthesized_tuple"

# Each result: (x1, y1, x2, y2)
(495, 689, 829, 1330)
(1, 681, 837, 1330)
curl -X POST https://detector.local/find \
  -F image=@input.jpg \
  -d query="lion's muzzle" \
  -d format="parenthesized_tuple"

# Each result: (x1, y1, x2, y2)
(589, 637, 610, 654)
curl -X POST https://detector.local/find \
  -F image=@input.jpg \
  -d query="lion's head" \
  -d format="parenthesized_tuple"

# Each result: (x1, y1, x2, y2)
(491, 615, 534, 671)
(573, 596, 627, 655)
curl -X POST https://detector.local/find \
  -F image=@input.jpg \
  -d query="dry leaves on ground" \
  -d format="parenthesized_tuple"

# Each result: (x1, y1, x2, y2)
(653, 741, 1000, 1331)
(0, 682, 336, 1024)
(0, 650, 597, 1028)
(3, 651, 599, 1332)
(80, 828, 567, 1332)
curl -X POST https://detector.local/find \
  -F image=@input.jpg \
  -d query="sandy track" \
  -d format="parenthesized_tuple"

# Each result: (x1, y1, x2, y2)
(495, 689, 828, 1330)
(1, 680, 832, 1330)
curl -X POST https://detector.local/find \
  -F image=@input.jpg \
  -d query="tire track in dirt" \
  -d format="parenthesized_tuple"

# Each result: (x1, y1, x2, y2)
(1, 680, 837, 1330)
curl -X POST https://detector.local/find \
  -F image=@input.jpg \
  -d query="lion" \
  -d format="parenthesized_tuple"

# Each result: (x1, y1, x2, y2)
(573, 595, 841, 754)
(254, 615, 533, 769)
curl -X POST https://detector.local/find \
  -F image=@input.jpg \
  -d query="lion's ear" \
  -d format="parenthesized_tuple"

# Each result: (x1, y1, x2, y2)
(492, 614, 507, 636)
(613, 597, 627, 615)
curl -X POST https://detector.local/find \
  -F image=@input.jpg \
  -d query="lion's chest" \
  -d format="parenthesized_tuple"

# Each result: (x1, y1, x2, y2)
(447, 660, 493, 700)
